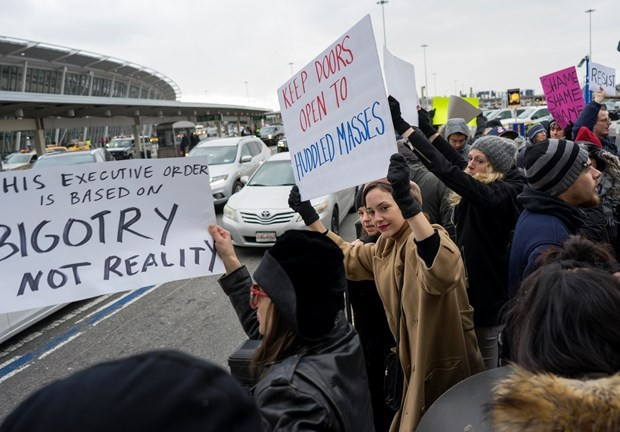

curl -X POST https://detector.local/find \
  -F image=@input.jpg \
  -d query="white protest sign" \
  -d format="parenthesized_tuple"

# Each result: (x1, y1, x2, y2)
(383, 46, 419, 127)
(277, 15, 397, 200)
(0, 157, 224, 313)
(589, 62, 616, 96)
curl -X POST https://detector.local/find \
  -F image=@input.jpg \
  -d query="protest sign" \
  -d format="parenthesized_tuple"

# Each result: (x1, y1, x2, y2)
(383, 46, 419, 127)
(0, 157, 224, 313)
(447, 95, 481, 124)
(277, 14, 396, 200)
(432, 97, 479, 125)
(589, 62, 616, 96)
(539, 66, 585, 129)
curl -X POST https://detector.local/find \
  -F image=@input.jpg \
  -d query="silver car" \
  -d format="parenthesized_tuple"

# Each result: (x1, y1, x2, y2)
(222, 152, 355, 247)
(188, 137, 271, 205)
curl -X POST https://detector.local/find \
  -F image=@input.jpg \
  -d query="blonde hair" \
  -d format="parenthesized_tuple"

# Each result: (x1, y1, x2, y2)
(450, 166, 505, 206)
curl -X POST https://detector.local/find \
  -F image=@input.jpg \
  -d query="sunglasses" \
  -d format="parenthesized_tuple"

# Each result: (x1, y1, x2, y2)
(249, 283, 268, 309)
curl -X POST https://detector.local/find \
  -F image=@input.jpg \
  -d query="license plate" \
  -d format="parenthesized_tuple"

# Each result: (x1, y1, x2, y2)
(256, 231, 276, 243)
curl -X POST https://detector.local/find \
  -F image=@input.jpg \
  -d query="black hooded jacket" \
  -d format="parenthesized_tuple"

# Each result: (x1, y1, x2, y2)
(219, 266, 374, 432)
(407, 131, 524, 327)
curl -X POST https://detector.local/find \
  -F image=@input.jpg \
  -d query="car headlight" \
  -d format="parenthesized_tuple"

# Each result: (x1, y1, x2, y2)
(296, 202, 329, 222)
(223, 205, 238, 222)
(210, 174, 228, 184)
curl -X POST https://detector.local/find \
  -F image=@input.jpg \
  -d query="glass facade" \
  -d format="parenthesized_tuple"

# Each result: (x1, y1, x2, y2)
(24, 67, 63, 94)
(113, 81, 127, 97)
(64, 72, 91, 96)
(0, 65, 23, 91)
(91, 76, 112, 97)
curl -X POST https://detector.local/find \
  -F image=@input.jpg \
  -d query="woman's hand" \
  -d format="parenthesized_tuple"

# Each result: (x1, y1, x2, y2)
(208, 224, 241, 273)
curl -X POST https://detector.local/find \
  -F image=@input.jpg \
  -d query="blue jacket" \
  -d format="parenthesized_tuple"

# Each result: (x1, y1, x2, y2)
(508, 188, 584, 298)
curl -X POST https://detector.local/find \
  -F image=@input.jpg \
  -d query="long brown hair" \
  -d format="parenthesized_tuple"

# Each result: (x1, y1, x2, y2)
(251, 303, 302, 378)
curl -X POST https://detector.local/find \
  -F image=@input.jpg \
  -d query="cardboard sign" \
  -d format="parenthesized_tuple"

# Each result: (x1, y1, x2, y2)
(432, 97, 479, 125)
(277, 15, 397, 200)
(539, 66, 585, 129)
(447, 95, 481, 124)
(0, 158, 224, 313)
(383, 46, 419, 127)
(589, 62, 616, 96)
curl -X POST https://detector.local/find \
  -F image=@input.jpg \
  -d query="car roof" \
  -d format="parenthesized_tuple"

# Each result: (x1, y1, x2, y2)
(266, 152, 291, 161)
(195, 137, 256, 148)
(39, 148, 102, 159)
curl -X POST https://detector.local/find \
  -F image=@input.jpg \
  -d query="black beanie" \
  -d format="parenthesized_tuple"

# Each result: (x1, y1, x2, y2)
(0, 350, 261, 432)
(253, 230, 346, 340)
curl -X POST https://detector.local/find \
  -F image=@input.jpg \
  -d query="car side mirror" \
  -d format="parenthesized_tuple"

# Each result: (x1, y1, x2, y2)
(240, 176, 249, 185)
(240, 155, 252, 163)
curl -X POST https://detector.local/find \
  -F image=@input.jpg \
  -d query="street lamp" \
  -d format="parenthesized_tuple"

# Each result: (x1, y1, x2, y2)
(585, 9, 595, 62)
(433, 72, 437, 98)
(377, 0, 389, 47)
(421, 44, 429, 108)
(288, 62, 294, 76)
(244, 81, 249, 105)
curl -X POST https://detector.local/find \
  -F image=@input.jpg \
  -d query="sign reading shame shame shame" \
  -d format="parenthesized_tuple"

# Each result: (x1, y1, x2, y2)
(0, 157, 224, 313)
(539, 66, 585, 129)
(277, 15, 396, 200)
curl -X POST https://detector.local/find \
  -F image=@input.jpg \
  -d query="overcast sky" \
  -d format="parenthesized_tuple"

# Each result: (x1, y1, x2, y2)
(1, 0, 618, 110)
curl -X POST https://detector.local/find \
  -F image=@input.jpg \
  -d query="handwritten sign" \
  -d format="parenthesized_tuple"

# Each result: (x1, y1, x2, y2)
(277, 15, 396, 200)
(383, 46, 419, 127)
(539, 66, 585, 129)
(0, 157, 224, 313)
(589, 62, 616, 96)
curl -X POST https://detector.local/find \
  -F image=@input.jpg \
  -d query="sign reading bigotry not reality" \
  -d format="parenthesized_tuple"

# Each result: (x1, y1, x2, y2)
(0, 157, 224, 313)
(277, 14, 396, 200)
(539, 66, 585, 129)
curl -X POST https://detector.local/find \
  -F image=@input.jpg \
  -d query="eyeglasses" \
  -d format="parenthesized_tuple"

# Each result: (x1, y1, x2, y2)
(249, 283, 268, 309)
(597, 117, 612, 124)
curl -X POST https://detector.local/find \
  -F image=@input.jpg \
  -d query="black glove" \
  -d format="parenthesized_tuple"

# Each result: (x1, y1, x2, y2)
(288, 185, 319, 225)
(417, 108, 437, 138)
(388, 95, 412, 136)
(387, 153, 421, 219)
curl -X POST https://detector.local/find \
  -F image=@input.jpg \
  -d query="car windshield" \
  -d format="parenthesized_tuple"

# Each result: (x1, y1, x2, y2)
(5, 153, 32, 163)
(189, 146, 237, 164)
(108, 139, 133, 148)
(249, 160, 295, 186)
(261, 126, 277, 134)
(517, 108, 537, 119)
(33, 153, 95, 168)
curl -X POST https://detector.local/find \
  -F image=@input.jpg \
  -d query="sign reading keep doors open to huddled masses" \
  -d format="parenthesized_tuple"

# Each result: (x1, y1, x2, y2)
(277, 14, 397, 200)
(0, 157, 224, 313)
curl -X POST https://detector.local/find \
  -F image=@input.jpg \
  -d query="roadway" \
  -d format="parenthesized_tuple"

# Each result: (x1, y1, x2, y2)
(0, 208, 359, 421)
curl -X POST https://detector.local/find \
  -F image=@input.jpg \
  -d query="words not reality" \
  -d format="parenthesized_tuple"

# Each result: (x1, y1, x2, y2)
(292, 101, 385, 181)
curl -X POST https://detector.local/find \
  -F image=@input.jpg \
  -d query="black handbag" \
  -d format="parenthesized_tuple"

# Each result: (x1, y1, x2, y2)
(384, 277, 404, 412)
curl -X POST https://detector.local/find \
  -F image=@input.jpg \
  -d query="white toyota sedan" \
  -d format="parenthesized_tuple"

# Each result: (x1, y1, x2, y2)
(222, 152, 355, 247)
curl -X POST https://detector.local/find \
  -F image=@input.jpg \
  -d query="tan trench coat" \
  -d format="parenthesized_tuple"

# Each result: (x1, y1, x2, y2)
(328, 223, 484, 431)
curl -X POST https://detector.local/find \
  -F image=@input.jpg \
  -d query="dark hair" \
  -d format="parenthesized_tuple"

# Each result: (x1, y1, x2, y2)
(251, 303, 301, 378)
(508, 255, 620, 377)
(362, 181, 392, 208)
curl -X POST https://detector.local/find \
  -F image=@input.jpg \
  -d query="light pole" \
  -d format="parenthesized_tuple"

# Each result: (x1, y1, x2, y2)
(421, 44, 429, 108)
(433, 72, 437, 98)
(585, 9, 595, 62)
(377, 0, 389, 47)
(244, 81, 249, 105)
(288, 62, 294, 76)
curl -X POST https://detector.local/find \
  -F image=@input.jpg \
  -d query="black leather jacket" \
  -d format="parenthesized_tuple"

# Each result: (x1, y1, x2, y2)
(219, 266, 374, 432)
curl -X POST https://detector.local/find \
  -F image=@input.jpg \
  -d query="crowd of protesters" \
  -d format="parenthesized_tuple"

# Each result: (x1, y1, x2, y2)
(3, 89, 620, 432)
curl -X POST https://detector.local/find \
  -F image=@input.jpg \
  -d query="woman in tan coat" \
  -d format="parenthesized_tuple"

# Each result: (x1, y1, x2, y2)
(289, 154, 484, 431)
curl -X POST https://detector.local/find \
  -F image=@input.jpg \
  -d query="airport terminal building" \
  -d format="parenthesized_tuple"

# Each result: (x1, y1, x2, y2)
(0, 35, 270, 157)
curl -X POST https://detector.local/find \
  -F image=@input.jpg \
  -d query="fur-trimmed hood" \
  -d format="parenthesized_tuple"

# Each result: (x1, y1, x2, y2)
(488, 365, 620, 431)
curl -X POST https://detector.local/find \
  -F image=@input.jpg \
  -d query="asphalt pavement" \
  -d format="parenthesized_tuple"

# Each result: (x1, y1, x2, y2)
(0, 208, 359, 421)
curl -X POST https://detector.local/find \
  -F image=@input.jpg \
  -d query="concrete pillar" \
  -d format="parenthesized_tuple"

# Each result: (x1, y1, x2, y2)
(33, 118, 46, 156)
(133, 115, 142, 158)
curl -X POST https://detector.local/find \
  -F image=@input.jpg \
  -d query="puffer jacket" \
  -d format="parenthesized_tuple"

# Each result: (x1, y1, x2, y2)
(488, 365, 620, 431)
(219, 266, 374, 432)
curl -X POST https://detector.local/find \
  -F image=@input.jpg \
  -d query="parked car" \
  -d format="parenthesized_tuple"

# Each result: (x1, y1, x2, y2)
(503, 106, 550, 126)
(106, 136, 157, 160)
(259, 124, 285, 146)
(276, 137, 288, 153)
(2, 151, 38, 170)
(487, 107, 527, 122)
(31, 148, 114, 169)
(187, 136, 271, 205)
(221, 152, 355, 247)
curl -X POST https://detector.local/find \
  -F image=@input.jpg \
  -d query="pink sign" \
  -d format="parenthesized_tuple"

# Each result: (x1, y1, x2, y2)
(539, 66, 585, 129)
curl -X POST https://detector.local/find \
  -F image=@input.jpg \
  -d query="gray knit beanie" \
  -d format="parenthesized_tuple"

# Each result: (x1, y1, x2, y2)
(470, 136, 517, 174)
(522, 139, 590, 196)
(444, 118, 470, 139)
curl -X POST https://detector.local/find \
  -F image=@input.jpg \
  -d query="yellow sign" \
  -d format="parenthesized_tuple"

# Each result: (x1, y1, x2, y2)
(432, 97, 480, 125)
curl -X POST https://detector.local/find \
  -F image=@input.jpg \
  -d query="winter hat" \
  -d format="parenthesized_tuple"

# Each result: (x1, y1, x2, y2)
(470, 135, 517, 174)
(486, 126, 519, 140)
(575, 126, 602, 148)
(522, 139, 590, 196)
(0, 350, 261, 432)
(526, 123, 546, 142)
(253, 230, 345, 340)
(444, 118, 470, 139)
